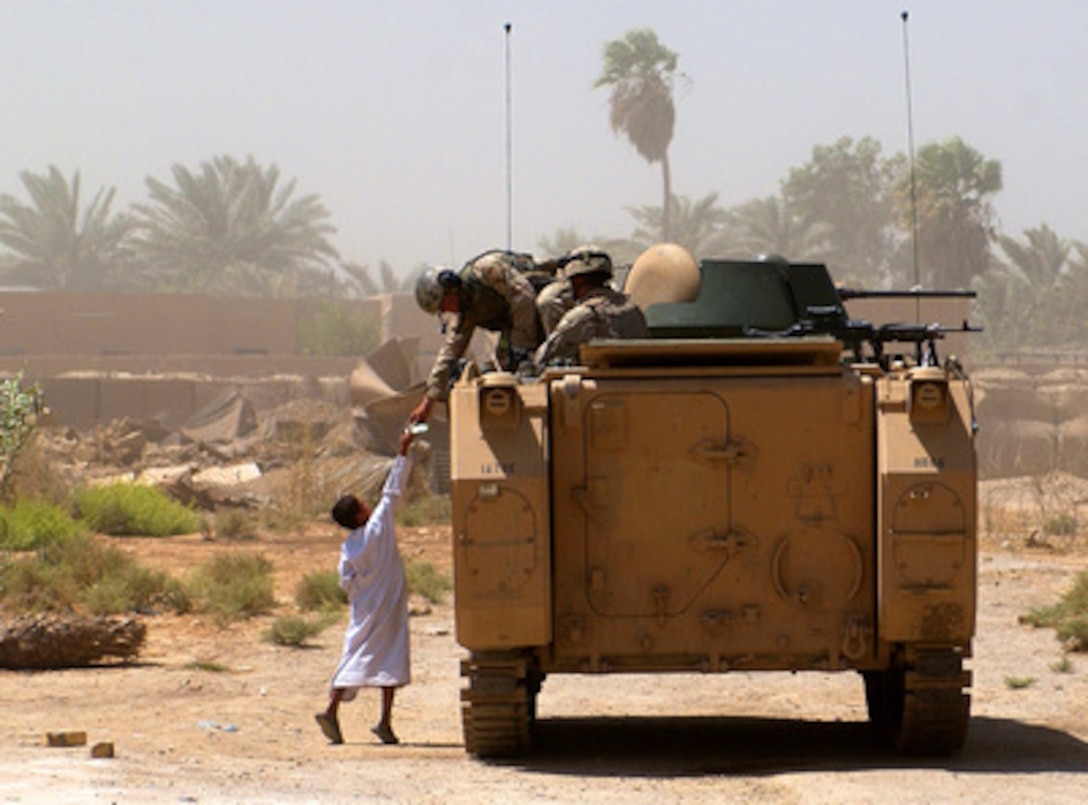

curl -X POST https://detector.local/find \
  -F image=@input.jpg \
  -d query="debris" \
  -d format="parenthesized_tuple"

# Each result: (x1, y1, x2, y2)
(45, 731, 87, 747)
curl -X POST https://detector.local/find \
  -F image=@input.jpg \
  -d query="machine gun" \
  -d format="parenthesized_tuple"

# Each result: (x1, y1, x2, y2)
(828, 287, 981, 368)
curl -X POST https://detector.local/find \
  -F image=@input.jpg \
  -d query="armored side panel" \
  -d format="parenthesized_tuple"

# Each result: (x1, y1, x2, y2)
(876, 367, 977, 645)
(450, 373, 552, 650)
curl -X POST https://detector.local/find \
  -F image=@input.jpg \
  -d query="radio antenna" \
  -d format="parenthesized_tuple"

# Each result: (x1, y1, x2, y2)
(900, 10, 920, 312)
(504, 22, 513, 251)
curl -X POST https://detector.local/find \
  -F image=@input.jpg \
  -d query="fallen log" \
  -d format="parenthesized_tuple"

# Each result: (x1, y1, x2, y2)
(0, 613, 146, 669)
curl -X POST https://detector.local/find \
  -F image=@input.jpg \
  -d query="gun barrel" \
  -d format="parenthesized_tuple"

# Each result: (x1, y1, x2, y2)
(839, 288, 977, 300)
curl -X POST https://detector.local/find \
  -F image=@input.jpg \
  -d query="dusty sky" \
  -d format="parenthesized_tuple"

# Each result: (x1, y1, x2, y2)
(1, 0, 1082, 276)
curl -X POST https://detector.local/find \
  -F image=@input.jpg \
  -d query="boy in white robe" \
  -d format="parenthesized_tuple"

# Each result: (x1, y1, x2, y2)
(316, 429, 414, 745)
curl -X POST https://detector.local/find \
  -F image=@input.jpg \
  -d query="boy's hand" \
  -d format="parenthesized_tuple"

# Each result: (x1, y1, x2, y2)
(397, 429, 414, 456)
(408, 396, 434, 425)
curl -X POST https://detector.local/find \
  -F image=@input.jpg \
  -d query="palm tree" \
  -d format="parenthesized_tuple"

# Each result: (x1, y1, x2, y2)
(338, 259, 416, 299)
(625, 192, 730, 258)
(974, 225, 1071, 350)
(130, 155, 339, 297)
(595, 28, 681, 241)
(721, 196, 830, 266)
(997, 224, 1069, 290)
(1058, 241, 1088, 345)
(893, 136, 1002, 289)
(0, 165, 132, 289)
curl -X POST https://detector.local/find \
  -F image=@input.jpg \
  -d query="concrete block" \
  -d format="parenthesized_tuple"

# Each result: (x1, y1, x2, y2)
(46, 731, 87, 747)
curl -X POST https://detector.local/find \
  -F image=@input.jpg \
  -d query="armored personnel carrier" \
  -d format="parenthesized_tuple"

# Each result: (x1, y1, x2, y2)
(448, 253, 977, 758)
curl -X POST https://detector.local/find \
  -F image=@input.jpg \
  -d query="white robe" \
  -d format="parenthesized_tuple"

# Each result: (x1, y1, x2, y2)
(331, 454, 412, 696)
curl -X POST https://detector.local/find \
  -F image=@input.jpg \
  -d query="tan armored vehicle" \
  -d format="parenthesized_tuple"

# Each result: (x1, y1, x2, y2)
(449, 253, 977, 758)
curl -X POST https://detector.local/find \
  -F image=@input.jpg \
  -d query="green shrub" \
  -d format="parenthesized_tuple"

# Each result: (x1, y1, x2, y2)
(0, 531, 183, 615)
(263, 613, 337, 647)
(1004, 675, 1036, 690)
(188, 553, 276, 625)
(0, 555, 80, 611)
(405, 559, 451, 604)
(1021, 571, 1088, 652)
(0, 499, 83, 550)
(75, 483, 202, 536)
(296, 569, 347, 612)
(1057, 617, 1088, 652)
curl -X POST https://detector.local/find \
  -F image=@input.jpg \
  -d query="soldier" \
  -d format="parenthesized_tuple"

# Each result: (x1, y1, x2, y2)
(534, 248, 650, 369)
(408, 250, 543, 425)
(534, 274, 574, 336)
(536, 243, 620, 337)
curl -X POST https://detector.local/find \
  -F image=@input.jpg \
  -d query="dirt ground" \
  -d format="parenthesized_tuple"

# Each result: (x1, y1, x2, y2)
(2, 485, 1087, 804)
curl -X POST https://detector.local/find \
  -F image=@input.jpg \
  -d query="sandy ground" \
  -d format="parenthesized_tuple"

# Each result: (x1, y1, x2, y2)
(1, 514, 1087, 804)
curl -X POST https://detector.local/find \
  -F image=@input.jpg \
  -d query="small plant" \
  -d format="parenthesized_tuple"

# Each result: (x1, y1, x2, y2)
(8, 431, 72, 505)
(1004, 675, 1036, 690)
(1021, 571, 1088, 652)
(213, 508, 257, 541)
(1050, 655, 1074, 674)
(397, 494, 451, 528)
(405, 558, 452, 604)
(0, 373, 45, 500)
(184, 660, 230, 673)
(263, 613, 337, 647)
(264, 424, 338, 531)
(1043, 512, 1077, 537)
(75, 483, 202, 536)
(0, 499, 83, 551)
(295, 569, 347, 612)
(1057, 618, 1088, 653)
(188, 553, 276, 625)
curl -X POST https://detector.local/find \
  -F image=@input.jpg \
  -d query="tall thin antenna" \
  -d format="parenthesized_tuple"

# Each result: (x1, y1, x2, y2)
(504, 22, 513, 251)
(901, 10, 920, 304)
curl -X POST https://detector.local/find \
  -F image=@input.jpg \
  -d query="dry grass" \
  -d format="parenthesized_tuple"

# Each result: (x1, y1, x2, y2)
(979, 472, 1088, 552)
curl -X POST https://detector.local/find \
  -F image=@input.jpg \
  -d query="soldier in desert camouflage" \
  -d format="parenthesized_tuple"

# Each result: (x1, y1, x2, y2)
(534, 247, 650, 369)
(408, 250, 544, 425)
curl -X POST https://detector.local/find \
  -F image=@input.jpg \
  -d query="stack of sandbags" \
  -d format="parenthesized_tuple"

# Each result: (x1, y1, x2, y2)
(974, 366, 1088, 479)
(1038, 368, 1088, 477)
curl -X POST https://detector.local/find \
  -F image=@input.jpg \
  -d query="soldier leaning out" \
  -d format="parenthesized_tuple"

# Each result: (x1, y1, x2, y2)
(409, 250, 545, 425)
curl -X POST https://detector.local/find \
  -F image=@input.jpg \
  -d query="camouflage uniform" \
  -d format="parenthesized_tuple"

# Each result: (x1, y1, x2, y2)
(534, 286, 650, 368)
(424, 251, 542, 401)
(535, 277, 574, 336)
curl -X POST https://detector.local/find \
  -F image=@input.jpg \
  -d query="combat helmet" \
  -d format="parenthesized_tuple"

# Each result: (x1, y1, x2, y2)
(415, 266, 458, 314)
(563, 245, 613, 279)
